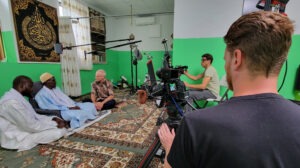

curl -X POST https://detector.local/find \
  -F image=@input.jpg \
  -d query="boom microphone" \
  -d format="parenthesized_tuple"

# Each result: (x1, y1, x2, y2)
(54, 43, 63, 54)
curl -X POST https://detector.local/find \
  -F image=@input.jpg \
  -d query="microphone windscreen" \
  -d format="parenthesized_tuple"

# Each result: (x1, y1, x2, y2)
(129, 33, 135, 40)
(162, 38, 167, 43)
(54, 43, 63, 54)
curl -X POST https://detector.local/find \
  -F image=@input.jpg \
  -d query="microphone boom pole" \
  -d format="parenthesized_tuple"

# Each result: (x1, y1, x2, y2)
(105, 40, 142, 50)
(85, 40, 142, 95)
(55, 34, 135, 54)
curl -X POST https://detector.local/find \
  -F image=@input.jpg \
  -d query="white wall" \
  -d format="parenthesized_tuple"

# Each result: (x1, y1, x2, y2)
(285, 0, 300, 34)
(174, 0, 243, 38)
(0, 0, 12, 31)
(105, 14, 174, 51)
(174, 0, 300, 39)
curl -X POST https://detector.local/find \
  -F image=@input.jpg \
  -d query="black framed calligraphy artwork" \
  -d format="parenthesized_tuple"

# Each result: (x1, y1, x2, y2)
(11, 0, 60, 62)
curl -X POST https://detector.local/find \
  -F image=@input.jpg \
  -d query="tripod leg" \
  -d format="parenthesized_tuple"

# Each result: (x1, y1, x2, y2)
(138, 136, 162, 168)
(184, 100, 197, 113)
(185, 100, 197, 111)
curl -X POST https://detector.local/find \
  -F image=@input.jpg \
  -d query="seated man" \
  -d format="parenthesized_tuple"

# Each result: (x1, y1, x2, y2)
(35, 72, 98, 129)
(0, 75, 67, 151)
(184, 53, 220, 111)
(91, 69, 116, 110)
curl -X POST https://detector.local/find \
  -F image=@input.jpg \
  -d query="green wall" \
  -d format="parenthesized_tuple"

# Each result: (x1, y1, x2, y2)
(173, 35, 300, 100)
(113, 50, 164, 85)
(0, 31, 165, 96)
(80, 50, 164, 94)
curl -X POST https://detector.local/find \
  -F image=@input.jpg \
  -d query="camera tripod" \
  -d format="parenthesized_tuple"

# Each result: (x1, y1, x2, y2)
(137, 94, 196, 168)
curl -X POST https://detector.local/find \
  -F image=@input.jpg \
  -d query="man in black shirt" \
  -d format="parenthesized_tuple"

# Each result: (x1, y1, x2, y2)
(158, 11, 300, 168)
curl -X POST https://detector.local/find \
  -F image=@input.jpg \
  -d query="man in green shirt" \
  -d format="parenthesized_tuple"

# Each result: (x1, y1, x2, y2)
(184, 53, 220, 111)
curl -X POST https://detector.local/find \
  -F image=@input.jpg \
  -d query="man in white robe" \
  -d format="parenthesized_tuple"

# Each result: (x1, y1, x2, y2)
(35, 72, 98, 129)
(0, 76, 67, 151)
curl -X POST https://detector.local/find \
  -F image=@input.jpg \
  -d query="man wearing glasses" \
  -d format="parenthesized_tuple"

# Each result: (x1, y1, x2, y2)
(183, 53, 220, 112)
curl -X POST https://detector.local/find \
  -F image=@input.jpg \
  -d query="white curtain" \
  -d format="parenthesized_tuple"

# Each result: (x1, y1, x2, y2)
(61, 0, 93, 70)
(59, 17, 82, 96)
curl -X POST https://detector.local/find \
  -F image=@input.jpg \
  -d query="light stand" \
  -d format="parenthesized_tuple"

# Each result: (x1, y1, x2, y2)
(130, 45, 135, 94)
(136, 58, 138, 90)
(105, 40, 142, 95)
(132, 45, 143, 94)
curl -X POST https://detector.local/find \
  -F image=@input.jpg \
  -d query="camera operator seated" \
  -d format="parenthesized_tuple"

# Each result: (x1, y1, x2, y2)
(183, 53, 220, 111)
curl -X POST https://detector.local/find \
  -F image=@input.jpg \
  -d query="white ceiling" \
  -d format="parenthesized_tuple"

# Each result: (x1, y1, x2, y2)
(82, 0, 174, 16)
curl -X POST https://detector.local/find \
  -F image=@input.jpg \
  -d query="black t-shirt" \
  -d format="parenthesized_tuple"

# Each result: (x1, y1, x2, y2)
(168, 93, 300, 168)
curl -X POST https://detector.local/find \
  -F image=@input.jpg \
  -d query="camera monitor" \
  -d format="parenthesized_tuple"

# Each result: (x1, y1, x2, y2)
(147, 60, 157, 87)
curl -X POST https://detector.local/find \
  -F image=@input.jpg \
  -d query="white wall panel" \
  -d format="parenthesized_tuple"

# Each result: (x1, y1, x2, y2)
(106, 14, 174, 51)
(174, 0, 300, 38)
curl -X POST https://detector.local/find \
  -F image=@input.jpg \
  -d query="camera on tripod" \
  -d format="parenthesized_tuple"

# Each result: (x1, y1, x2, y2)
(138, 38, 189, 168)
(152, 66, 188, 103)
(146, 39, 188, 127)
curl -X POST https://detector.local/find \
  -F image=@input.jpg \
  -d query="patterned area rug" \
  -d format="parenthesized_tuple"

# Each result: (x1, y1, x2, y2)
(0, 89, 164, 167)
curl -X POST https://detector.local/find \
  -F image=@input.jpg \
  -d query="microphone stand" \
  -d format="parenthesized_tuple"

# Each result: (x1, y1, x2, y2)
(132, 47, 139, 93)
(133, 47, 140, 92)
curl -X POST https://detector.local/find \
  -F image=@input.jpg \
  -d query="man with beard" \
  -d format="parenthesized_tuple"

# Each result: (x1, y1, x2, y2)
(0, 75, 67, 151)
(158, 11, 300, 168)
(91, 69, 116, 110)
(35, 72, 98, 129)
